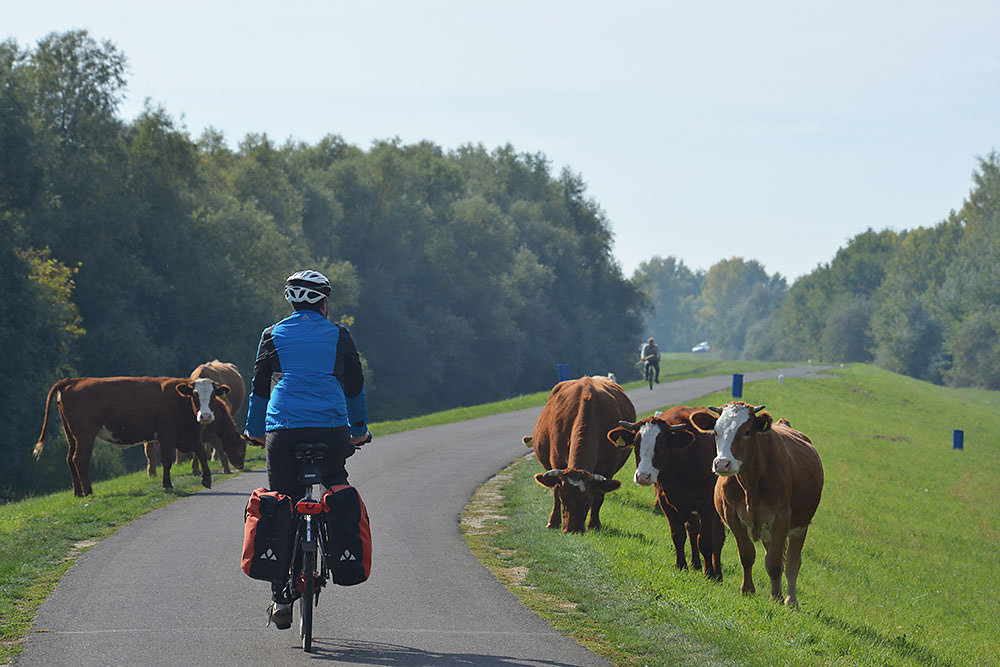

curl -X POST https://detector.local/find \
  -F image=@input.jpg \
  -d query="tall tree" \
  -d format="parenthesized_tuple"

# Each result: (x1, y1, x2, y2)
(632, 256, 701, 353)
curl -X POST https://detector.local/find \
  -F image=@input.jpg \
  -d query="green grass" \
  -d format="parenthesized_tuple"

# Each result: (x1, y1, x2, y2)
(462, 365, 1000, 666)
(0, 355, 802, 664)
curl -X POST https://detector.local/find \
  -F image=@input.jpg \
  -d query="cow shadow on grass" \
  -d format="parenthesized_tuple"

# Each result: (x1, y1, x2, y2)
(595, 526, 656, 544)
(304, 639, 589, 666)
(811, 610, 950, 667)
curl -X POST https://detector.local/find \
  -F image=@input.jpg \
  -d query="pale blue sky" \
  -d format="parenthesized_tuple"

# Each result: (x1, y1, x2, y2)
(7, 0, 999, 281)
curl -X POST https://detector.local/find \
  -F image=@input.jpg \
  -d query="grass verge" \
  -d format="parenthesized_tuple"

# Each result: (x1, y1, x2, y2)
(462, 364, 1000, 666)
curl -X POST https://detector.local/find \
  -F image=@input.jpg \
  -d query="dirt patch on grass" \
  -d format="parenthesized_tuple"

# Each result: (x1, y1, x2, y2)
(60, 540, 98, 563)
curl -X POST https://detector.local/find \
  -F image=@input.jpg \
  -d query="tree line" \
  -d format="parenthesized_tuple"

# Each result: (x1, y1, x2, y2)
(0, 31, 646, 500)
(636, 153, 1000, 390)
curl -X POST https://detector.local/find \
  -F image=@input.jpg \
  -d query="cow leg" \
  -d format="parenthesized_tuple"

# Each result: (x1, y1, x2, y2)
(686, 512, 703, 572)
(143, 442, 159, 477)
(693, 511, 721, 578)
(160, 442, 175, 490)
(205, 434, 229, 474)
(71, 438, 94, 497)
(765, 518, 790, 603)
(708, 515, 725, 581)
(215, 437, 231, 474)
(588, 491, 606, 531)
(658, 497, 688, 570)
(547, 492, 562, 529)
(725, 506, 756, 595)
(194, 442, 212, 488)
(57, 404, 82, 496)
(62, 424, 85, 497)
(783, 526, 808, 609)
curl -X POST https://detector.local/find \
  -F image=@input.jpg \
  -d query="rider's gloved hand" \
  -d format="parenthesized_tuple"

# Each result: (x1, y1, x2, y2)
(351, 431, 373, 447)
(243, 431, 266, 447)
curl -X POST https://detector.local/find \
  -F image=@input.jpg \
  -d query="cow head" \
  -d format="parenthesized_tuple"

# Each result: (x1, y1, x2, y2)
(176, 378, 230, 424)
(608, 418, 695, 486)
(203, 398, 247, 470)
(533, 468, 621, 534)
(690, 402, 772, 476)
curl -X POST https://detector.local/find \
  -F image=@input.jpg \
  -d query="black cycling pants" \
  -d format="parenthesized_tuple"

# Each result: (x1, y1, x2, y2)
(267, 426, 354, 603)
(266, 426, 354, 500)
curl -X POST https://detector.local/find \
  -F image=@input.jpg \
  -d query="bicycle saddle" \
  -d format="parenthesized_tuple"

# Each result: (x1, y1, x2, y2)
(293, 442, 328, 459)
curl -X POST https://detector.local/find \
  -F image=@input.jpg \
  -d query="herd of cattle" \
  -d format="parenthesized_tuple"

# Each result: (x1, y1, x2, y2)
(524, 375, 824, 608)
(32, 366, 823, 607)
(33, 361, 249, 497)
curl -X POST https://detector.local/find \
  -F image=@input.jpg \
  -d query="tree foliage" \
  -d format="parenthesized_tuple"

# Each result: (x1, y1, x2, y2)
(0, 32, 646, 500)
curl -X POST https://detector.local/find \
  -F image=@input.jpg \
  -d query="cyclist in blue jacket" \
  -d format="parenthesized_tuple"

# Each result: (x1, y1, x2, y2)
(244, 269, 371, 629)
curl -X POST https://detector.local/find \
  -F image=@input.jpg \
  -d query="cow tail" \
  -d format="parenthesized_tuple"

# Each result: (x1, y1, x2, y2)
(34, 379, 70, 460)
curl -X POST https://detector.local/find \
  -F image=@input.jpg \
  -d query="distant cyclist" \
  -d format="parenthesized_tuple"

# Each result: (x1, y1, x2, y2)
(244, 270, 372, 630)
(640, 337, 661, 384)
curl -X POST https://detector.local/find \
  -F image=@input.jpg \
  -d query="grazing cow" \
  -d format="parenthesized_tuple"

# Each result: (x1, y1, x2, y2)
(34, 376, 247, 496)
(145, 360, 246, 476)
(690, 402, 823, 608)
(522, 376, 636, 533)
(607, 406, 725, 579)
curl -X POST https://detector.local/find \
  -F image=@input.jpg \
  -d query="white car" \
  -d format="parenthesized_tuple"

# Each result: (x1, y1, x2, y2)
(691, 341, 711, 353)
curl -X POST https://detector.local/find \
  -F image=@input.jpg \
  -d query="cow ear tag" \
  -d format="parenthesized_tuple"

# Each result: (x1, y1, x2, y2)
(616, 437, 627, 448)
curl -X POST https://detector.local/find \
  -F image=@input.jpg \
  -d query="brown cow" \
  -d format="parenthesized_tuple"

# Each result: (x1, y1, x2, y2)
(690, 402, 823, 608)
(34, 376, 247, 496)
(145, 360, 245, 476)
(522, 376, 636, 533)
(607, 406, 725, 579)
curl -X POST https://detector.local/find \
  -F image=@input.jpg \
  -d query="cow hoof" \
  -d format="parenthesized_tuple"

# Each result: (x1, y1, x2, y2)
(201, 478, 211, 489)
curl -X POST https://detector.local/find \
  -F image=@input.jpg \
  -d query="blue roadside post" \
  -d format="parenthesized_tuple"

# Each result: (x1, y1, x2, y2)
(557, 364, 570, 383)
(732, 373, 744, 398)
(953, 429, 964, 450)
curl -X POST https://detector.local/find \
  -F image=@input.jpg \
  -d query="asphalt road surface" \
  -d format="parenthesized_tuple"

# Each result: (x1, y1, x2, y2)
(16, 365, 827, 667)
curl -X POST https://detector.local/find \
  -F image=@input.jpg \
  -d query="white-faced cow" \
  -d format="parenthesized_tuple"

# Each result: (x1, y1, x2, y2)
(145, 360, 246, 476)
(607, 406, 725, 579)
(34, 376, 247, 496)
(522, 376, 636, 533)
(690, 402, 823, 608)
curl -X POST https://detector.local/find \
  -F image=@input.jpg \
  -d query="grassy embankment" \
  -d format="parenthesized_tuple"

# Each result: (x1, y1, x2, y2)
(461, 364, 1000, 666)
(0, 355, 780, 663)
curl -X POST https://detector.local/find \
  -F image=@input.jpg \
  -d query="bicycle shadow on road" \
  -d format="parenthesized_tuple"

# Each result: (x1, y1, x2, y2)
(303, 638, 592, 666)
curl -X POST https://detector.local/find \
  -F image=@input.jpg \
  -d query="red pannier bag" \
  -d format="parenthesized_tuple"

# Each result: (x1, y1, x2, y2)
(320, 484, 372, 585)
(242, 487, 294, 581)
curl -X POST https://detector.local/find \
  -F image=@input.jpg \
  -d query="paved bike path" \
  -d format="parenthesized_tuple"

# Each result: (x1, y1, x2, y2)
(15, 365, 827, 666)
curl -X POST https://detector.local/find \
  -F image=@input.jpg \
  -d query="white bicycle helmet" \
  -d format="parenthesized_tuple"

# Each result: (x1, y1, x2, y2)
(284, 270, 332, 304)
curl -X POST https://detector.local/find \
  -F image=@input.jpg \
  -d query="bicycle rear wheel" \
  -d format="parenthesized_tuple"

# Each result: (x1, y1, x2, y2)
(300, 550, 314, 652)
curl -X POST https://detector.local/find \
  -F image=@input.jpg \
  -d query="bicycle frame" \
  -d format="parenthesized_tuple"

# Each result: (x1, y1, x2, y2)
(286, 442, 331, 652)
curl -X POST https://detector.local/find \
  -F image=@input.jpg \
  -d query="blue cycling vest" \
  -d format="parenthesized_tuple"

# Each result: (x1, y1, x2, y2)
(245, 310, 367, 437)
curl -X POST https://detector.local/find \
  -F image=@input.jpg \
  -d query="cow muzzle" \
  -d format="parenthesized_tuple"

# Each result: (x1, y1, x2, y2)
(197, 412, 215, 424)
(713, 457, 738, 476)
(634, 471, 653, 486)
